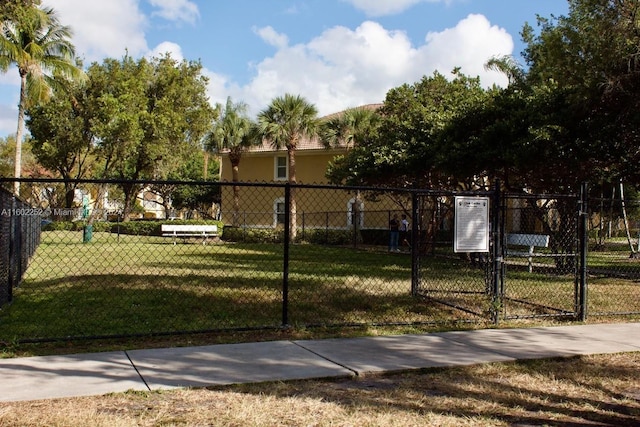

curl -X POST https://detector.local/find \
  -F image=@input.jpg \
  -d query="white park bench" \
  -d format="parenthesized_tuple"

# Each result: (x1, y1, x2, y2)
(506, 233, 550, 272)
(161, 224, 218, 245)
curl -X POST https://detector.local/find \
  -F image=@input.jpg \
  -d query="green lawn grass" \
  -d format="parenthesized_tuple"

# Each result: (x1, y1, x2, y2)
(1, 231, 427, 341)
(1, 230, 638, 343)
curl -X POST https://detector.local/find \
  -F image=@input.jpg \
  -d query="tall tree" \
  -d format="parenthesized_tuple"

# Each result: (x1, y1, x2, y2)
(207, 96, 255, 225)
(257, 94, 319, 240)
(87, 54, 215, 219)
(323, 105, 381, 185)
(0, 5, 81, 195)
(327, 71, 488, 190)
(522, 0, 640, 184)
(0, 135, 16, 178)
(27, 79, 95, 208)
(321, 105, 382, 228)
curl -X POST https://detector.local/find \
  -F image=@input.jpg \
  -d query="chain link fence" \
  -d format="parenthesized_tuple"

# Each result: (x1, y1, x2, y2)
(586, 194, 640, 317)
(0, 187, 41, 308)
(0, 178, 637, 343)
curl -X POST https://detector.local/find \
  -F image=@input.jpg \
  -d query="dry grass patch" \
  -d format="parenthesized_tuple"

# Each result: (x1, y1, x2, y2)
(1, 352, 638, 426)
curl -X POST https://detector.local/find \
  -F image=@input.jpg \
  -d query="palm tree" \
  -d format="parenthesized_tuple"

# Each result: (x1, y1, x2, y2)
(484, 54, 525, 87)
(321, 105, 381, 150)
(207, 96, 256, 225)
(321, 106, 381, 229)
(257, 94, 319, 240)
(0, 5, 82, 195)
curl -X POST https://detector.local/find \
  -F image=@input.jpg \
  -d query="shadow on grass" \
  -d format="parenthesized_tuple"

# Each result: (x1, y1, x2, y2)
(227, 354, 640, 426)
(0, 271, 470, 342)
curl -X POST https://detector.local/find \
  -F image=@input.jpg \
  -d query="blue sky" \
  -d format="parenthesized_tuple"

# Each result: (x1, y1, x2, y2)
(0, 0, 569, 138)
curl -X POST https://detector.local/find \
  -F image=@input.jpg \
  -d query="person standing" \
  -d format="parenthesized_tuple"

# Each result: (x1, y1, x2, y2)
(389, 214, 400, 252)
(400, 214, 410, 250)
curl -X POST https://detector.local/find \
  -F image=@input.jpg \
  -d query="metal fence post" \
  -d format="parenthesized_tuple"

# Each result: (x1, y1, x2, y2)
(282, 183, 291, 327)
(411, 191, 420, 296)
(578, 181, 588, 321)
(491, 179, 503, 324)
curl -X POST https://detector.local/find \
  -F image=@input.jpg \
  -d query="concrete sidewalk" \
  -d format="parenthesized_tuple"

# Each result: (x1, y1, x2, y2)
(1, 323, 639, 403)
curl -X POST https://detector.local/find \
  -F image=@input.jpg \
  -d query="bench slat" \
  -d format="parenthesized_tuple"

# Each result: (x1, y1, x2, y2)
(161, 224, 217, 233)
(506, 233, 549, 248)
(506, 233, 550, 273)
(161, 224, 218, 244)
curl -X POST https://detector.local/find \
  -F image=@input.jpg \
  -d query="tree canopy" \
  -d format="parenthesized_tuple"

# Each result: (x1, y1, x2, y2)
(327, 0, 640, 194)
(25, 54, 216, 217)
(12, 0, 640, 208)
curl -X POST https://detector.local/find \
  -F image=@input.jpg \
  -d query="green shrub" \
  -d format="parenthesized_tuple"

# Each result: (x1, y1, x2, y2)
(43, 219, 224, 236)
(222, 226, 285, 243)
(112, 219, 223, 236)
(43, 220, 115, 232)
(359, 229, 387, 245)
(42, 221, 74, 231)
(110, 221, 160, 236)
(302, 228, 353, 245)
(90, 222, 112, 232)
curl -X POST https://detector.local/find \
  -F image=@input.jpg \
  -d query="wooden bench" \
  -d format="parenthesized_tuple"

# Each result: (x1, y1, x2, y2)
(506, 233, 550, 272)
(161, 224, 218, 245)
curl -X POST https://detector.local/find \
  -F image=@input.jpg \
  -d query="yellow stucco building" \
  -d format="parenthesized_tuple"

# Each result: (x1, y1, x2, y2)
(218, 105, 402, 231)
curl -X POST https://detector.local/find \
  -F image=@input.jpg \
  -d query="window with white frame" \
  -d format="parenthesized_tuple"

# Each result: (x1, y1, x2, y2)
(274, 155, 288, 181)
(274, 197, 286, 226)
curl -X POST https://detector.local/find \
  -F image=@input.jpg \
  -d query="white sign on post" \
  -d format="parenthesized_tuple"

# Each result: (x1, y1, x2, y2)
(454, 196, 490, 253)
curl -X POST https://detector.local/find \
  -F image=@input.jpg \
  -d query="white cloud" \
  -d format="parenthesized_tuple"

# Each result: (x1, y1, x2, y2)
(1, 0, 152, 137)
(43, 0, 148, 63)
(147, 41, 184, 61)
(147, 0, 199, 24)
(208, 15, 512, 117)
(418, 14, 513, 86)
(253, 26, 289, 50)
(342, 0, 443, 17)
(0, 3, 513, 136)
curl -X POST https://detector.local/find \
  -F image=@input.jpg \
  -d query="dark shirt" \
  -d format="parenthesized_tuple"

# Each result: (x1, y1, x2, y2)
(389, 218, 399, 231)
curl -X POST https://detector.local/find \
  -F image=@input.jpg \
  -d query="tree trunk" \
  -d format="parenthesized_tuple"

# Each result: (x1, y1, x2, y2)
(121, 182, 139, 222)
(231, 161, 240, 226)
(288, 146, 297, 241)
(13, 73, 27, 197)
(619, 180, 636, 256)
(64, 185, 75, 209)
(203, 150, 209, 179)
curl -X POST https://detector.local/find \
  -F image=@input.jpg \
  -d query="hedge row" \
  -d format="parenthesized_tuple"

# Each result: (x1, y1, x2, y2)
(43, 220, 224, 237)
(42, 220, 391, 245)
(223, 227, 389, 245)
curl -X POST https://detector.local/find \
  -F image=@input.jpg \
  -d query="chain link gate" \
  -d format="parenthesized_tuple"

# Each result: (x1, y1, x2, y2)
(500, 192, 582, 320)
(414, 188, 498, 321)
(415, 185, 585, 323)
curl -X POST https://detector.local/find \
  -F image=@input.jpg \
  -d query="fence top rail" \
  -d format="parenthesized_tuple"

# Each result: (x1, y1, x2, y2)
(3, 177, 583, 201)
(1, 177, 496, 197)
